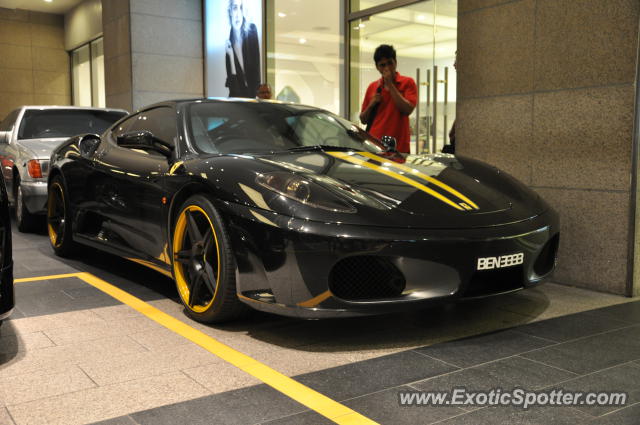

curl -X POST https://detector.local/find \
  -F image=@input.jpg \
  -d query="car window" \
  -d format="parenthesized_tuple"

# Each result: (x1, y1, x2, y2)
(188, 103, 384, 155)
(127, 107, 177, 147)
(17, 109, 127, 140)
(0, 109, 20, 132)
(111, 114, 138, 139)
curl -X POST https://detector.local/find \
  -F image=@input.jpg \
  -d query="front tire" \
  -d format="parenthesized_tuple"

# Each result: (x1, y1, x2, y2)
(47, 176, 76, 257)
(15, 179, 37, 233)
(171, 195, 246, 323)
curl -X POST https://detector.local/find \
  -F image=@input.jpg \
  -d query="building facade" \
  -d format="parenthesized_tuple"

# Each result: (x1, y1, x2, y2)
(0, 0, 638, 296)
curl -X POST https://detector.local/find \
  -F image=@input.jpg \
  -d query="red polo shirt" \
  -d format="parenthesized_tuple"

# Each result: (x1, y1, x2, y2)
(361, 72, 417, 153)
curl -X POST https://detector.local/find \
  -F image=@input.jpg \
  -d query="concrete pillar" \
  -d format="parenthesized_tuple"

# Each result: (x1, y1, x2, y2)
(102, 0, 204, 112)
(457, 0, 639, 295)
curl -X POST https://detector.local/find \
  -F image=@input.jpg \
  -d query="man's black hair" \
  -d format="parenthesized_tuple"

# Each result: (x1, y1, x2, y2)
(374, 44, 396, 63)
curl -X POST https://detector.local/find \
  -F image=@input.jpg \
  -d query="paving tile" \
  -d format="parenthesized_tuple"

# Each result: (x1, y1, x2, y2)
(513, 311, 631, 342)
(1, 310, 105, 336)
(0, 331, 54, 355)
(90, 305, 143, 322)
(585, 301, 640, 324)
(89, 416, 138, 425)
(128, 327, 194, 351)
(13, 278, 86, 297)
(590, 402, 640, 424)
(438, 405, 594, 424)
(0, 408, 15, 425)
(0, 366, 96, 405)
(521, 326, 640, 374)
(15, 289, 120, 317)
(182, 361, 262, 394)
(79, 343, 222, 386)
(295, 351, 458, 401)
(0, 336, 147, 379)
(343, 385, 464, 424)
(551, 363, 640, 416)
(260, 410, 334, 424)
(7, 372, 209, 425)
(252, 346, 403, 377)
(131, 384, 305, 425)
(414, 330, 554, 368)
(413, 356, 577, 396)
(43, 316, 162, 346)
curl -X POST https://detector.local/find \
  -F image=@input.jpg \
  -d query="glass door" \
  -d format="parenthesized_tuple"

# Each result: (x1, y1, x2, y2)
(348, 0, 457, 154)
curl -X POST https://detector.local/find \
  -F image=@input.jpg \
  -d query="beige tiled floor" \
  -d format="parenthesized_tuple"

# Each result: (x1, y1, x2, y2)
(0, 279, 635, 425)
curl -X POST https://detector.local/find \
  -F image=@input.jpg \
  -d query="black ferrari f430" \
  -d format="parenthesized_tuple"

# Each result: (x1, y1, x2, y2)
(47, 99, 559, 322)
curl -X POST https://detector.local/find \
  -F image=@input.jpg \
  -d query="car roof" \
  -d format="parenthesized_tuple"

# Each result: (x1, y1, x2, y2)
(21, 105, 128, 113)
(135, 98, 319, 114)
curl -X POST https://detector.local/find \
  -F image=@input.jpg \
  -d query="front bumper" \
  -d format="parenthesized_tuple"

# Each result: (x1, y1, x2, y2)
(20, 181, 47, 214)
(221, 202, 560, 319)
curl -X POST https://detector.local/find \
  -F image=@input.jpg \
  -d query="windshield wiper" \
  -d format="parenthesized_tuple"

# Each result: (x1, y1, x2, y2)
(285, 145, 355, 152)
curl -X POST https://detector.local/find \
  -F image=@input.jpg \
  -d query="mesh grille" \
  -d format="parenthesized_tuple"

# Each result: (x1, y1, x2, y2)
(329, 256, 405, 301)
(464, 266, 524, 298)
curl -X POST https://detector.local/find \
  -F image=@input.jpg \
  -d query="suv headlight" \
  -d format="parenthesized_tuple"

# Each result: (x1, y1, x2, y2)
(256, 172, 356, 213)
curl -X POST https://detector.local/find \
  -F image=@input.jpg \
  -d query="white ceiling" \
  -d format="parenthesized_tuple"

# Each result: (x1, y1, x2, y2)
(0, 0, 83, 14)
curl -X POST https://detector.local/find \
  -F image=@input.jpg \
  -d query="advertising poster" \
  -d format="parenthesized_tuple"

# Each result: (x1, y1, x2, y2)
(204, 0, 264, 98)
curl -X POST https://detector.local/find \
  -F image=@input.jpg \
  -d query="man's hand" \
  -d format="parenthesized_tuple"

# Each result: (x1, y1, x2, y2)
(371, 91, 382, 105)
(382, 68, 395, 88)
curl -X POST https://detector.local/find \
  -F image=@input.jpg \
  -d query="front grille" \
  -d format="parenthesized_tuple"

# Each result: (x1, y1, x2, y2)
(464, 266, 524, 298)
(329, 256, 405, 301)
(533, 234, 559, 276)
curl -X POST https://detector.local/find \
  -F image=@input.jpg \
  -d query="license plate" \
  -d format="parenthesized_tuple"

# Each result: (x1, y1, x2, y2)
(477, 252, 524, 270)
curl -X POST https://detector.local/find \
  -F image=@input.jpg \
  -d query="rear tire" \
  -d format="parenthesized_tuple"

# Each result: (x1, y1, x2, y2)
(171, 195, 247, 323)
(47, 175, 76, 257)
(15, 179, 37, 233)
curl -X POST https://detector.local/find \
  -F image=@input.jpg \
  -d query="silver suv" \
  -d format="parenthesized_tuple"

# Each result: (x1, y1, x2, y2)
(0, 106, 127, 232)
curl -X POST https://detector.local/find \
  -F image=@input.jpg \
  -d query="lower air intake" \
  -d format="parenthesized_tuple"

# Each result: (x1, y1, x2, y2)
(464, 266, 524, 298)
(329, 256, 406, 301)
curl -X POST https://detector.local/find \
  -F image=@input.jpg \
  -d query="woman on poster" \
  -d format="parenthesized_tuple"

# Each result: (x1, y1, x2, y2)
(225, 0, 260, 98)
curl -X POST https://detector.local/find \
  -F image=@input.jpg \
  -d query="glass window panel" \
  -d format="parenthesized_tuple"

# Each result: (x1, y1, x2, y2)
(349, 0, 457, 153)
(91, 38, 105, 108)
(350, 0, 398, 13)
(72, 45, 92, 106)
(267, 0, 343, 115)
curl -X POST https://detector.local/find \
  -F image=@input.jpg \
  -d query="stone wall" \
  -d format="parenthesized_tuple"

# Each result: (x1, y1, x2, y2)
(457, 0, 639, 294)
(0, 7, 70, 119)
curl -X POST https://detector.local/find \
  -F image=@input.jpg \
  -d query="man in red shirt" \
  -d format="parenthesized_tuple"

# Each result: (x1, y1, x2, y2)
(360, 44, 417, 154)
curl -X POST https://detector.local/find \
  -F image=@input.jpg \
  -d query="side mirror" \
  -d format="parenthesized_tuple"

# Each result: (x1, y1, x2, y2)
(117, 130, 154, 149)
(380, 135, 397, 152)
(78, 134, 101, 158)
(0, 131, 9, 144)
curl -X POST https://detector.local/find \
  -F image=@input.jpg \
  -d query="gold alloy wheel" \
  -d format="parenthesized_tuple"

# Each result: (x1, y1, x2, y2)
(173, 205, 221, 313)
(47, 182, 65, 248)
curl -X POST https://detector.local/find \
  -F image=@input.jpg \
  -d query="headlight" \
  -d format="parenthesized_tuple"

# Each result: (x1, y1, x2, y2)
(256, 172, 356, 213)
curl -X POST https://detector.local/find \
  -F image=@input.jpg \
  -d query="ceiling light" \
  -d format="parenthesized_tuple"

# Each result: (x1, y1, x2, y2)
(299, 38, 307, 44)
(358, 23, 366, 28)
(417, 15, 425, 21)
(278, 12, 286, 17)
(44, 0, 53, 2)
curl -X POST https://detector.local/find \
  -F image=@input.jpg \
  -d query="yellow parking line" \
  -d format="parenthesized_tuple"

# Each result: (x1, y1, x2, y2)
(16, 272, 379, 425)
(15, 273, 83, 283)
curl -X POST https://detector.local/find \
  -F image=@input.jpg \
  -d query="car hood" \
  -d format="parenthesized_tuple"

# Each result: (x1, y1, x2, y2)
(16, 138, 68, 159)
(193, 150, 548, 229)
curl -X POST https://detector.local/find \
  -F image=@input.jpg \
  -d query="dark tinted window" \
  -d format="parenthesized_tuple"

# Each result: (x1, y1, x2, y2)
(0, 109, 20, 132)
(18, 109, 127, 140)
(188, 103, 383, 155)
(127, 107, 177, 147)
(111, 114, 138, 139)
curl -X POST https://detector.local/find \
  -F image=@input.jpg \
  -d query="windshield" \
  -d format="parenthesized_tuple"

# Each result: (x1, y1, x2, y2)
(18, 109, 127, 140)
(187, 102, 384, 155)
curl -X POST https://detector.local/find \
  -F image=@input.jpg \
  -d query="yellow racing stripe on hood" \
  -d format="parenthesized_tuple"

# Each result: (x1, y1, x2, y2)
(357, 151, 479, 210)
(327, 151, 464, 211)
